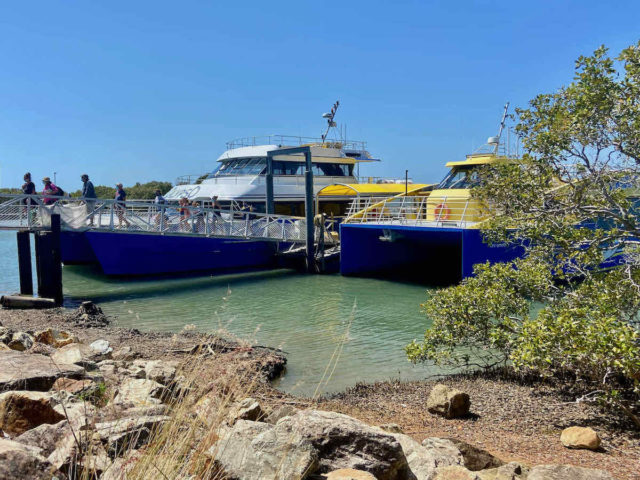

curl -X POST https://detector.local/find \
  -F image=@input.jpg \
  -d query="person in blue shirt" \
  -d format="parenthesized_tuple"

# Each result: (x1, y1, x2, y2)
(81, 174, 97, 226)
(114, 183, 131, 227)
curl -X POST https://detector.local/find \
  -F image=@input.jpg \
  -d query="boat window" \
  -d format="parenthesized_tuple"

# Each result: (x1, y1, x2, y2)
(207, 158, 267, 177)
(437, 166, 482, 189)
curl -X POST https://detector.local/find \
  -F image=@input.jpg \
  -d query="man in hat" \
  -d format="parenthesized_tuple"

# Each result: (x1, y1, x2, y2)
(21, 172, 36, 219)
(81, 174, 97, 225)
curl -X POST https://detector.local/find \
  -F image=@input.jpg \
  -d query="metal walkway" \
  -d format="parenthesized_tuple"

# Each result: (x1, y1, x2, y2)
(0, 194, 324, 243)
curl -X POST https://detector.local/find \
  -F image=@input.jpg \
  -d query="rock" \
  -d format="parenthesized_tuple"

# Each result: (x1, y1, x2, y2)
(277, 410, 411, 479)
(209, 419, 319, 480)
(379, 423, 404, 434)
(15, 420, 71, 456)
(50, 377, 94, 395)
(47, 430, 79, 470)
(266, 404, 300, 424)
(0, 438, 52, 480)
(90, 339, 113, 357)
(69, 301, 110, 327)
(560, 426, 601, 450)
(427, 384, 471, 419)
(33, 328, 76, 348)
(0, 391, 65, 435)
(228, 397, 267, 424)
(444, 438, 503, 471)
(477, 462, 528, 480)
(527, 464, 616, 480)
(392, 435, 463, 479)
(433, 465, 480, 480)
(112, 346, 139, 361)
(143, 359, 178, 386)
(0, 326, 13, 344)
(7, 331, 34, 351)
(100, 450, 140, 480)
(113, 378, 168, 407)
(92, 415, 171, 457)
(0, 351, 85, 391)
(326, 468, 378, 479)
(51, 343, 95, 369)
(0, 342, 11, 351)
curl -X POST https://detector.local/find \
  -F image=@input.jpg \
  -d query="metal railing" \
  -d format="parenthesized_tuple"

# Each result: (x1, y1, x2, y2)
(344, 195, 482, 228)
(225, 135, 368, 155)
(0, 194, 319, 243)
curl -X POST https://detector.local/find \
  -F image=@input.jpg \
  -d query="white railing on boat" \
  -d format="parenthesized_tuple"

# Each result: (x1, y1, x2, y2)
(0, 194, 321, 243)
(344, 195, 480, 228)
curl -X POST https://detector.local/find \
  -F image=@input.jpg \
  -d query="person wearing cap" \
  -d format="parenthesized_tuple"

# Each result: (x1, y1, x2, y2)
(114, 183, 130, 227)
(81, 174, 97, 226)
(21, 173, 36, 219)
(41, 177, 61, 205)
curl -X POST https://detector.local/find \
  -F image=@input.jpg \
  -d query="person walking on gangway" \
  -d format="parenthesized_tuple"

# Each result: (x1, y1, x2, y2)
(81, 174, 97, 226)
(41, 177, 63, 205)
(114, 183, 131, 228)
(21, 172, 36, 221)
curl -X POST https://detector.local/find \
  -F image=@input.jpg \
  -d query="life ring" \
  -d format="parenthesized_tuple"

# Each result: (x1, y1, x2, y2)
(434, 203, 450, 220)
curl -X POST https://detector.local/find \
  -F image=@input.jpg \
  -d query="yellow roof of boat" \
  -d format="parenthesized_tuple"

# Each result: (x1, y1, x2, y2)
(318, 183, 432, 197)
(445, 154, 514, 168)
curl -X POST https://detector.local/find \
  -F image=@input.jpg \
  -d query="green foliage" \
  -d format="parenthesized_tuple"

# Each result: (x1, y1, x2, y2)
(409, 42, 640, 426)
(70, 181, 172, 199)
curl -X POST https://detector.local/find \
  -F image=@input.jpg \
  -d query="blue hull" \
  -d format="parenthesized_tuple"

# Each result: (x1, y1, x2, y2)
(84, 231, 285, 276)
(339, 224, 524, 283)
(61, 232, 97, 265)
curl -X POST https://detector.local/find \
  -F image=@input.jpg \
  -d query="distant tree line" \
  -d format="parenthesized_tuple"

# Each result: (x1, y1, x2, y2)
(2, 181, 172, 200)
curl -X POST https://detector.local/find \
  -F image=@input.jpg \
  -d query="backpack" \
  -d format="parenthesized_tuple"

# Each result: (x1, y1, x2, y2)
(54, 186, 64, 197)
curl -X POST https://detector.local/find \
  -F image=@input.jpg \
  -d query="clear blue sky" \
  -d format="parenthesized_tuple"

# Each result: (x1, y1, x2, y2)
(1, 1, 639, 190)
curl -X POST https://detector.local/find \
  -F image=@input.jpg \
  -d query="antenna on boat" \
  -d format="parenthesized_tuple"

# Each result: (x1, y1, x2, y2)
(487, 102, 510, 154)
(321, 100, 340, 144)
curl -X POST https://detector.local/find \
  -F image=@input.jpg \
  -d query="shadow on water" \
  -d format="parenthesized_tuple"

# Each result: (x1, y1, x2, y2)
(63, 265, 300, 304)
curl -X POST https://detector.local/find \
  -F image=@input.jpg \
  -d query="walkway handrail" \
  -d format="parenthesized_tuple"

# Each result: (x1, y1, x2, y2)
(0, 194, 329, 244)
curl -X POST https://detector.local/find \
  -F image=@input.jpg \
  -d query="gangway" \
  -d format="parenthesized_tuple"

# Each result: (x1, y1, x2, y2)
(0, 194, 316, 243)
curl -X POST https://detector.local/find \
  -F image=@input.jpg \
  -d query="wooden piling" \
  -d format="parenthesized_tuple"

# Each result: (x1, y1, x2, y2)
(16, 231, 33, 296)
(34, 214, 63, 306)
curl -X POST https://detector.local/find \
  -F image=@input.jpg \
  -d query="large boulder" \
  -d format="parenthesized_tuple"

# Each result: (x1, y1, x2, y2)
(276, 410, 411, 479)
(209, 419, 318, 480)
(0, 391, 65, 435)
(0, 351, 85, 391)
(427, 384, 470, 419)
(112, 378, 168, 407)
(559, 426, 601, 450)
(265, 404, 300, 424)
(143, 359, 178, 385)
(0, 438, 52, 480)
(527, 464, 616, 480)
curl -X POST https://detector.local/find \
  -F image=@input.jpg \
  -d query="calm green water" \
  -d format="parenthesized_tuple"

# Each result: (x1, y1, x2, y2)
(0, 231, 438, 396)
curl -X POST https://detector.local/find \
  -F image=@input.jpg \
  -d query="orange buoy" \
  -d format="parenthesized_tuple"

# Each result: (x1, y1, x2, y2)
(434, 203, 450, 220)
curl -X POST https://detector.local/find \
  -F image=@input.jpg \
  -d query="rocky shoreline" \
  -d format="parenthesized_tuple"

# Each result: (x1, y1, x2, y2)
(0, 304, 638, 479)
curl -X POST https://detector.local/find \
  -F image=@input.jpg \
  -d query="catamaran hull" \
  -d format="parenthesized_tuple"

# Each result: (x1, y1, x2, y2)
(339, 224, 524, 284)
(83, 231, 287, 276)
(61, 232, 97, 265)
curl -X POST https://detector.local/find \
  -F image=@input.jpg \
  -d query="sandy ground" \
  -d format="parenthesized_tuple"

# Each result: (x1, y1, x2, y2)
(2, 305, 639, 479)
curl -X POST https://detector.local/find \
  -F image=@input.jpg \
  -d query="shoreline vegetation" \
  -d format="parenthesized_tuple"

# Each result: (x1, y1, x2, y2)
(0, 304, 638, 479)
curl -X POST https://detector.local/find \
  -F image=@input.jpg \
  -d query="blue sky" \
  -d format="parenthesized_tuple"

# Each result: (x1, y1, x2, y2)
(1, 1, 639, 190)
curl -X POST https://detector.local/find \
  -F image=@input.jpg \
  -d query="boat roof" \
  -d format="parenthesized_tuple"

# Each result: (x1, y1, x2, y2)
(318, 183, 433, 197)
(217, 144, 358, 164)
(445, 154, 515, 168)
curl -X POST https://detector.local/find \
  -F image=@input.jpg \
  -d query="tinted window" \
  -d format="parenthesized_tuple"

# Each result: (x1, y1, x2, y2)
(437, 166, 481, 189)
